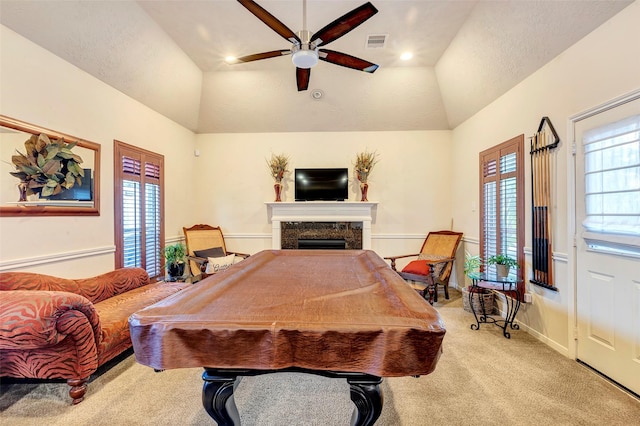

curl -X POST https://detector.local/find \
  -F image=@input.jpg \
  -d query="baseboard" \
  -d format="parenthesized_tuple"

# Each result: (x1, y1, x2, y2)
(516, 320, 570, 357)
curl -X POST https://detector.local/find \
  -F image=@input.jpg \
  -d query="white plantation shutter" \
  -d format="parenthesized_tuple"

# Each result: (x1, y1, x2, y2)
(144, 162, 162, 278)
(480, 136, 524, 281)
(122, 179, 141, 267)
(115, 142, 164, 279)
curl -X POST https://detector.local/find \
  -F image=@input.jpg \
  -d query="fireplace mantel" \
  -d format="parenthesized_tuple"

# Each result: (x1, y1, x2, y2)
(266, 201, 377, 249)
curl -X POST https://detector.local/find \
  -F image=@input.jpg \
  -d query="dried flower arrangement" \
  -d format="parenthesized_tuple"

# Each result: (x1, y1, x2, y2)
(267, 153, 289, 183)
(353, 150, 378, 184)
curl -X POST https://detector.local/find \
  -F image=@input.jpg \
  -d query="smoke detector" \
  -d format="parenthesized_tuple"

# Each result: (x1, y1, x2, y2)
(311, 89, 324, 100)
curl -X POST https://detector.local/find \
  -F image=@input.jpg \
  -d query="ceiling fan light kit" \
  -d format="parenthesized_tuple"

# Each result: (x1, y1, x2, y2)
(236, 0, 379, 91)
(291, 45, 318, 69)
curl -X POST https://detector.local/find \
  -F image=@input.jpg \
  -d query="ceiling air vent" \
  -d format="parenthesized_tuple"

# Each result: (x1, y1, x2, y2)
(366, 34, 388, 49)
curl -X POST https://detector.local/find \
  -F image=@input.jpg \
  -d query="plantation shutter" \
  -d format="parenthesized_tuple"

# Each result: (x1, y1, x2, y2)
(144, 161, 162, 277)
(480, 136, 525, 283)
(115, 141, 164, 280)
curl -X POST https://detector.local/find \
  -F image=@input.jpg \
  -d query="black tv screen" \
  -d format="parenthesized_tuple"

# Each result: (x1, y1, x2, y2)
(295, 168, 348, 201)
(48, 169, 93, 201)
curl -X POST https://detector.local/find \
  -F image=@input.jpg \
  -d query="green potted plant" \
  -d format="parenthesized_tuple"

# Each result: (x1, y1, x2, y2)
(486, 254, 519, 279)
(10, 133, 84, 200)
(463, 252, 483, 279)
(164, 243, 186, 281)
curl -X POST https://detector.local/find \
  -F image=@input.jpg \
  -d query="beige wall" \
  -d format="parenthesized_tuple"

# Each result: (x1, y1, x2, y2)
(450, 1, 640, 354)
(0, 25, 197, 277)
(193, 130, 454, 259)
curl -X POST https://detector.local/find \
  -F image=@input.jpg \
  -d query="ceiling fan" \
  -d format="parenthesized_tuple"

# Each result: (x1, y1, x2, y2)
(234, 0, 379, 91)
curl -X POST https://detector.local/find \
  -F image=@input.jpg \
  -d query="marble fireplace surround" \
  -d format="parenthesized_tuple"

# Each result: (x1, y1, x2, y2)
(265, 202, 377, 250)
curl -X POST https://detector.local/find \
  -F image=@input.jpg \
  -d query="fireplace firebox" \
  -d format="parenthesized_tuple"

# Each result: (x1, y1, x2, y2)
(297, 239, 347, 250)
(281, 222, 362, 250)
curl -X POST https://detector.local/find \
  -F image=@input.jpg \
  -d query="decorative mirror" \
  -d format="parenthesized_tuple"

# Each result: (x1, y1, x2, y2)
(0, 115, 100, 216)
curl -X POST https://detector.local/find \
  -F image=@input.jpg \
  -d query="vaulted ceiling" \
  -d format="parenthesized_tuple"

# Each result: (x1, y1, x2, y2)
(0, 0, 633, 133)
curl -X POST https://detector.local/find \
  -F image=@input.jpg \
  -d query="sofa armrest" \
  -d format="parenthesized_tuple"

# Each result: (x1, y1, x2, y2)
(0, 290, 100, 350)
(0, 267, 150, 305)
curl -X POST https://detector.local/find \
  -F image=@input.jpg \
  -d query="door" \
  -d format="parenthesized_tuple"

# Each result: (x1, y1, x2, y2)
(574, 93, 640, 395)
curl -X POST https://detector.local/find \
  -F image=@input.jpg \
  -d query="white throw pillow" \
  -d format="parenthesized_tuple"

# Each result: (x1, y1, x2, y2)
(205, 253, 236, 274)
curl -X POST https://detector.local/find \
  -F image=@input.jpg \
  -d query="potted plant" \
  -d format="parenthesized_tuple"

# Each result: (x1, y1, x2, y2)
(164, 243, 186, 280)
(10, 133, 84, 200)
(486, 254, 519, 279)
(463, 252, 483, 279)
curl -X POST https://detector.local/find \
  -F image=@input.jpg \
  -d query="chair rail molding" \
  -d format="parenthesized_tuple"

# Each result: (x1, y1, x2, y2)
(0, 245, 115, 271)
(266, 201, 378, 249)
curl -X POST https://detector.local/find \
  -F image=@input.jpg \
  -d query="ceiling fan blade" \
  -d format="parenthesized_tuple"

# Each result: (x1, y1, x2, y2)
(296, 68, 311, 91)
(319, 49, 379, 73)
(234, 50, 291, 64)
(237, 0, 300, 44)
(310, 2, 378, 47)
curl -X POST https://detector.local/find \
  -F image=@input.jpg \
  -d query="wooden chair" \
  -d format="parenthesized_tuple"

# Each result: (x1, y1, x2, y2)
(182, 224, 249, 280)
(385, 231, 463, 304)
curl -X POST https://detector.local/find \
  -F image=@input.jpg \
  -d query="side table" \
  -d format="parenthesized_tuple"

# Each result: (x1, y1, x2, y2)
(469, 273, 522, 338)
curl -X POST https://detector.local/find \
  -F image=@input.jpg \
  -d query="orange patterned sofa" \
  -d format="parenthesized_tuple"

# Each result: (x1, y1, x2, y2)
(0, 268, 189, 404)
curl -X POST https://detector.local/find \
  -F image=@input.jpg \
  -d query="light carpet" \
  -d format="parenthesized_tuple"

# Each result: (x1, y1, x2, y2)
(1, 289, 638, 425)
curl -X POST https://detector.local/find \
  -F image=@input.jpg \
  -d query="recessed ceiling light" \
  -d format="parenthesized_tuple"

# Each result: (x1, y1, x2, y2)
(400, 52, 413, 61)
(225, 56, 237, 63)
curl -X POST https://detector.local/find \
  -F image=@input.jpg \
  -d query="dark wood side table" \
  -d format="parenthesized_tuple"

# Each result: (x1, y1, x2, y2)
(468, 273, 522, 338)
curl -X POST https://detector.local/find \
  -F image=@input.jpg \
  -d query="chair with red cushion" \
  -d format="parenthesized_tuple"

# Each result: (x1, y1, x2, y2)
(385, 231, 463, 304)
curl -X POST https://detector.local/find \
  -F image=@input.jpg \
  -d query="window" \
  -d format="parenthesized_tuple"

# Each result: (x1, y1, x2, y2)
(582, 114, 640, 240)
(480, 136, 525, 289)
(114, 141, 164, 280)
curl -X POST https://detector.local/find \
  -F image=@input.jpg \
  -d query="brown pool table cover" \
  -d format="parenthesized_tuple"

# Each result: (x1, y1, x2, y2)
(129, 250, 446, 377)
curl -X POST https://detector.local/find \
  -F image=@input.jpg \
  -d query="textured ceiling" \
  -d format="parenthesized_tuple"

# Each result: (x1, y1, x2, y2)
(0, 0, 633, 133)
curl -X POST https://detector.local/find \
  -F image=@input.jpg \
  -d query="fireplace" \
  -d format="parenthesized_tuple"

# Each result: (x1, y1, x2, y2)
(281, 222, 361, 250)
(266, 201, 377, 250)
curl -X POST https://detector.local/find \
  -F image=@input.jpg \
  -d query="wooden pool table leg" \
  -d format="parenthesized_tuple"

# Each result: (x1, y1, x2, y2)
(347, 375, 383, 426)
(202, 369, 241, 426)
(201, 368, 383, 426)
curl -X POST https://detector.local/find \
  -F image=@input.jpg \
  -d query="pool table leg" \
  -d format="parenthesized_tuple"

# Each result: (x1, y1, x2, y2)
(202, 369, 241, 426)
(201, 368, 383, 426)
(347, 375, 383, 426)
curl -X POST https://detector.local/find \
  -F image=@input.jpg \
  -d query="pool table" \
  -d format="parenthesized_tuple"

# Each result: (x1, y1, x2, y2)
(129, 250, 445, 425)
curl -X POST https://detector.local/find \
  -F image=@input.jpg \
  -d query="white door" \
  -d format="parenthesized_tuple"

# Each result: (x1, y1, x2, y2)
(574, 93, 640, 395)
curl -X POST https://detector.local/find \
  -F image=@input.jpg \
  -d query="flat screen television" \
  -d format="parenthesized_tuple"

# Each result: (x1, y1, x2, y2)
(295, 168, 349, 201)
(48, 169, 93, 201)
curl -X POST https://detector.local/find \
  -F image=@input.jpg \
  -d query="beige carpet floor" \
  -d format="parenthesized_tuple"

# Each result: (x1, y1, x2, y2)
(1, 289, 638, 425)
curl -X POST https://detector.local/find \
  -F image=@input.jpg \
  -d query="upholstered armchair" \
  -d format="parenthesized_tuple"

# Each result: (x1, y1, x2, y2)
(183, 224, 249, 280)
(385, 231, 463, 304)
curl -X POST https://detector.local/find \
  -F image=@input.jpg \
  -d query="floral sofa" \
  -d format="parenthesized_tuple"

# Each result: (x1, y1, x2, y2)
(0, 268, 189, 404)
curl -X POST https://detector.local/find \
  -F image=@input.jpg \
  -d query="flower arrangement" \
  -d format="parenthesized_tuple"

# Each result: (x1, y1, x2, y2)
(353, 150, 378, 184)
(267, 153, 289, 184)
(10, 133, 84, 198)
